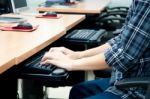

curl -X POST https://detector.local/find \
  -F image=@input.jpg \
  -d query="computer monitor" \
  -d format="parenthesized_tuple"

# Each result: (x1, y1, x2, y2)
(10, 0, 28, 13)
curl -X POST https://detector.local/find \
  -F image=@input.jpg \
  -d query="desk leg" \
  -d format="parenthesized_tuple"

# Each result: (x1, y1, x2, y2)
(0, 71, 18, 98)
(84, 71, 95, 81)
(21, 79, 44, 99)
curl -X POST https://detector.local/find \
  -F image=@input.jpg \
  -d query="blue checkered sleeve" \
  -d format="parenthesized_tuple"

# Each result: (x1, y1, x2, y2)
(105, 0, 150, 73)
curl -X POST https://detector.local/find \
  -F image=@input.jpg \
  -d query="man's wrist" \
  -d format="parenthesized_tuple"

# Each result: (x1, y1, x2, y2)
(67, 60, 78, 71)
(75, 51, 84, 59)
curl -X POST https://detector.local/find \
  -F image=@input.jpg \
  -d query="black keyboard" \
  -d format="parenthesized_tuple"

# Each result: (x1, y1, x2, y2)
(64, 29, 106, 43)
(18, 51, 69, 81)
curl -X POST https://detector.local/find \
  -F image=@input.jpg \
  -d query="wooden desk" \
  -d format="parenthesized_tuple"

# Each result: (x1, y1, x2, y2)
(37, 0, 111, 14)
(0, 14, 85, 74)
(62, 14, 85, 30)
(0, 57, 15, 74)
(0, 31, 18, 74)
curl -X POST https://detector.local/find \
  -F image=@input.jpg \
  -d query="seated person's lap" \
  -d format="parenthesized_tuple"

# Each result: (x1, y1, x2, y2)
(69, 78, 121, 99)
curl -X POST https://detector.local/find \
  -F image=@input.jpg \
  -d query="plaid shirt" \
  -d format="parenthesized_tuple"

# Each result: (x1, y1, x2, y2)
(104, 0, 150, 98)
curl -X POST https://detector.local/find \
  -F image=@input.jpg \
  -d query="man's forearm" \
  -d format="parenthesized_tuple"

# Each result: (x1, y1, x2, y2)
(76, 43, 111, 59)
(69, 52, 110, 71)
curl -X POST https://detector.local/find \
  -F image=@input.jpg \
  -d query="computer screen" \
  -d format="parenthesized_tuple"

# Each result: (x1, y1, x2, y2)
(10, 0, 28, 13)
(13, 0, 27, 8)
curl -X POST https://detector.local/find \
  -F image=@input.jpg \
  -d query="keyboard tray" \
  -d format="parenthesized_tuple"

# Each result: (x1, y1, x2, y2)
(63, 29, 107, 44)
(17, 50, 69, 82)
(19, 71, 69, 82)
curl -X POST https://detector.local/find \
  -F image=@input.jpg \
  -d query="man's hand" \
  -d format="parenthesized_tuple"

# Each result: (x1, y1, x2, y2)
(49, 47, 80, 59)
(40, 51, 74, 71)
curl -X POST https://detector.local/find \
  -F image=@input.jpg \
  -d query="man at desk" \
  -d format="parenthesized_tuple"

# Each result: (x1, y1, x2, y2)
(41, 0, 150, 98)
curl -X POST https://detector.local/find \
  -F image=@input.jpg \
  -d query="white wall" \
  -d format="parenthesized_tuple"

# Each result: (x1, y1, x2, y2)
(25, 0, 46, 12)
(27, 0, 45, 7)
(108, 0, 132, 7)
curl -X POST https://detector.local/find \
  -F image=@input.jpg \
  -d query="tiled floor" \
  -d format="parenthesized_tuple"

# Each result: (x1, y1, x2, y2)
(47, 87, 72, 99)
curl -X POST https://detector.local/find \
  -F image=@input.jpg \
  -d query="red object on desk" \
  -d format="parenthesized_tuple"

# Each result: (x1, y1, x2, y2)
(36, 15, 62, 19)
(0, 25, 39, 32)
(64, 2, 77, 5)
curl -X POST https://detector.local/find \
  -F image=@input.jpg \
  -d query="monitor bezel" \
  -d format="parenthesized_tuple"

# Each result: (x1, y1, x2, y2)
(10, 0, 29, 13)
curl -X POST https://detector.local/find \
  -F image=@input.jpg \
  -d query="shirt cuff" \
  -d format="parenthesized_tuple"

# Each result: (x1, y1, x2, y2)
(107, 38, 116, 46)
(104, 46, 128, 73)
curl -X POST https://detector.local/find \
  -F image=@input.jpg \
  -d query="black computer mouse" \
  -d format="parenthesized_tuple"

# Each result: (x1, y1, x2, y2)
(12, 22, 33, 29)
(42, 11, 57, 17)
(51, 68, 67, 75)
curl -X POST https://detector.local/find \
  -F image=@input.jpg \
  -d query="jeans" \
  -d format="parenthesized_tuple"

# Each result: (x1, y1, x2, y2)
(69, 78, 121, 99)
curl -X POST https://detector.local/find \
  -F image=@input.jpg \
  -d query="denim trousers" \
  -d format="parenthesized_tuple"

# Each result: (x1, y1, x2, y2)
(69, 78, 121, 99)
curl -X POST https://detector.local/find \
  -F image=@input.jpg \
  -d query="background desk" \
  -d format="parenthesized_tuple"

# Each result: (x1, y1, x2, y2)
(37, 0, 111, 14)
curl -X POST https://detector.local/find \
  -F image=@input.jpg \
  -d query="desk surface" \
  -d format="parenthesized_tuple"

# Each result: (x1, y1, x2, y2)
(0, 14, 85, 74)
(0, 57, 15, 74)
(37, 0, 111, 14)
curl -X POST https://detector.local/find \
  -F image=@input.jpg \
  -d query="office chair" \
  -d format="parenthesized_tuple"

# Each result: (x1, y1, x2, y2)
(115, 77, 150, 99)
(102, 6, 129, 17)
(76, 6, 128, 38)
(80, 6, 128, 30)
(95, 6, 128, 33)
(98, 6, 129, 20)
